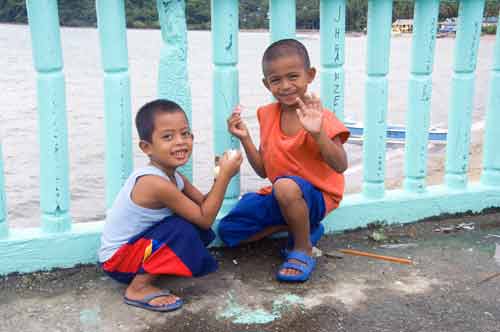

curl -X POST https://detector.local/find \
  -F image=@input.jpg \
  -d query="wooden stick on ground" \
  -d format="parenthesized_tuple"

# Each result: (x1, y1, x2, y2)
(339, 249, 413, 265)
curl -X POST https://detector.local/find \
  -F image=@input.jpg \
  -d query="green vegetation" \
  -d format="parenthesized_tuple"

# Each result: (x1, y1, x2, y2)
(0, 0, 498, 32)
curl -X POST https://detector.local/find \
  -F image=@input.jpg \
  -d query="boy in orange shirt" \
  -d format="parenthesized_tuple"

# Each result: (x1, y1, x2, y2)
(218, 39, 349, 282)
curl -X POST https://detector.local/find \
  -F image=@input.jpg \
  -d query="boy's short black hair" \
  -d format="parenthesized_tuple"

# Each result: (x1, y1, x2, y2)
(262, 38, 311, 76)
(135, 99, 186, 142)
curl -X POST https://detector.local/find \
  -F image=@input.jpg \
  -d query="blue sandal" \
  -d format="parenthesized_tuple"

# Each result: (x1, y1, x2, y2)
(281, 223, 324, 259)
(124, 290, 183, 312)
(276, 250, 316, 282)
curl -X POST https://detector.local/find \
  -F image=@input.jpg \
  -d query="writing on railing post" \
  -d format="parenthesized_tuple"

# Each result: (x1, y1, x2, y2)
(404, 0, 440, 193)
(157, 0, 193, 181)
(320, 0, 346, 121)
(96, 0, 133, 208)
(362, 0, 392, 199)
(481, 19, 500, 187)
(211, 0, 240, 211)
(26, 0, 71, 232)
(445, 0, 485, 190)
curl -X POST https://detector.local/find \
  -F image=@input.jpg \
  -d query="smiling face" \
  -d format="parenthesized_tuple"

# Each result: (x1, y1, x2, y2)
(140, 111, 193, 176)
(262, 55, 316, 110)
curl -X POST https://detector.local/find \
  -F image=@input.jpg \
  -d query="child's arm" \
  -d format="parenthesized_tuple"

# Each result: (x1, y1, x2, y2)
(296, 95, 348, 173)
(135, 152, 243, 230)
(227, 112, 267, 178)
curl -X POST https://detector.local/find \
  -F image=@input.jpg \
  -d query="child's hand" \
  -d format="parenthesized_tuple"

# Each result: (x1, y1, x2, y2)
(218, 150, 243, 178)
(227, 106, 249, 140)
(296, 93, 324, 138)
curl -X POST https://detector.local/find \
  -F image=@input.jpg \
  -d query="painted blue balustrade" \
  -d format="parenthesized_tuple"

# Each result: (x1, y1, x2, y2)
(96, 0, 133, 209)
(270, 0, 296, 42)
(211, 0, 240, 215)
(445, 0, 485, 190)
(157, 0, 193, 181)
(3, 0, 500, 277)
(481, 17, 500, 187)
(404, 0, 440, 193)
(362, 0, 392, 199)
(26, 0, 71, 232)
(320, 0, 346, 121)
(0, 144, 7, 238)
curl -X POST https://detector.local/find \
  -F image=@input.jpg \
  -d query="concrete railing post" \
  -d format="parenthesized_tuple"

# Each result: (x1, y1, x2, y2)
(320, 0, 346, 121)
(211, 0, 240, 214)
(270, 0, 296, 42)
(157, 0, 193, 181)
(0, 144, 7, 238)
(96, 0, 134, 208)
(445, 0, 485, 190)
(362, 0, 393, 199)
(481, 15, 500, 187)
(26, 0, 71, 232)
(404, 0, 440, 193)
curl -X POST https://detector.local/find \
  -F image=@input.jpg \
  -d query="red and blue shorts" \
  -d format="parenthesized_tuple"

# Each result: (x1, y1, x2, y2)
(217, 175, 326, 247)
(101, 216, 217, 284)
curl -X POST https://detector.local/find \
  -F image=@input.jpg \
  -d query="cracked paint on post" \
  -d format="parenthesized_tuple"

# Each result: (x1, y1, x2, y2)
(157, 0, 193, 180)
(320, 0, 346, 121)
(362, 0, 392, 199)
(445, 0, 485, 189)
(211, 0, 240, 215)
(404, 0, 439, 193)
(96, 0, 133, 208)
(26, 0, 71, 232)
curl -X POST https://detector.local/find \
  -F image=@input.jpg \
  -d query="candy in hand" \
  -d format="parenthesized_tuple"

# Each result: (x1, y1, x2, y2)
(227, 149, 239, 160)
(233, 104, 245, 115)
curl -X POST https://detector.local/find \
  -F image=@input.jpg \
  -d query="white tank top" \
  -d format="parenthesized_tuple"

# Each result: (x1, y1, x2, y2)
(98, 165, 184, 262)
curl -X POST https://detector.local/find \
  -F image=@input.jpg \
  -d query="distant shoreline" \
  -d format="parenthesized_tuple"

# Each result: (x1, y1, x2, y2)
(2, 22, 496, 39)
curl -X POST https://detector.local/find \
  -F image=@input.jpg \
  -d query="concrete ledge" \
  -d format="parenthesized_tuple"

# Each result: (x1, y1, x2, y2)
(326, 183, 500, 232)
(1, 182, 500, 275)
(0, 222, 103, 275)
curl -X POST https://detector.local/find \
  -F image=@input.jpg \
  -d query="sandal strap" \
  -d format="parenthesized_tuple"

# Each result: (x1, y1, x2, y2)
(142, 290, 173, 303)
(287, 251, 315, 265)
(281, 262, 308, 273)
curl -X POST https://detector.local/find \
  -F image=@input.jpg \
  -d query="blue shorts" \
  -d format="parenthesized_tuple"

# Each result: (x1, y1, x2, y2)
(102, 216, 217, 284)
(217, 175, 326, 247)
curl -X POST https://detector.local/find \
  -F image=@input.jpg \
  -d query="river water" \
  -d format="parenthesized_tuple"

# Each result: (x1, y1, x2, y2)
(0, 24, 496, 227)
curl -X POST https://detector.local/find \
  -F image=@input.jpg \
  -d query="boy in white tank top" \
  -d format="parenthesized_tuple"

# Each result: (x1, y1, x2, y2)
(99, 99, 242, 312)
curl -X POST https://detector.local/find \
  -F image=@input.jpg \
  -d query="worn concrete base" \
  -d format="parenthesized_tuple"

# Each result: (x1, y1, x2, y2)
(3, 183, 500, 275)
(2, 213, 500, 331)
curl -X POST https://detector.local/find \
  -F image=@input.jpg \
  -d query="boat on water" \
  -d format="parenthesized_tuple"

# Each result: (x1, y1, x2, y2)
(344, 120, 447, 144)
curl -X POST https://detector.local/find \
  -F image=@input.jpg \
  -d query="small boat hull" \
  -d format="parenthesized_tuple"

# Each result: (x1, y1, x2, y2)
(345, 121, 447, 144)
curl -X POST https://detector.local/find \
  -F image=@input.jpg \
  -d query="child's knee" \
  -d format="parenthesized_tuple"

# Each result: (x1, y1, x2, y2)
(273, 178, 303, 205)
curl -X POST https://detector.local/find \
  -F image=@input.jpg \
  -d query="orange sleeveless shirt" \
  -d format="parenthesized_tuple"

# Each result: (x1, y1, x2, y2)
(257, 103, 350, 213)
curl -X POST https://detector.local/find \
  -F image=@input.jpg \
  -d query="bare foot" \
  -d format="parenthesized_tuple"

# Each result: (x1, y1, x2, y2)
(279, 248, 313, 276)
(125, 284, 180, 307)
(126, 274, 180, 308)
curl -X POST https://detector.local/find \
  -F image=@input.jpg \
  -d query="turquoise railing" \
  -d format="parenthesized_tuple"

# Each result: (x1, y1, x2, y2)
(0, 0, 499, 275)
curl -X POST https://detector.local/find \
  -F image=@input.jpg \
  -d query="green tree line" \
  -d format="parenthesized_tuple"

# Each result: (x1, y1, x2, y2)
(0, 0, 498, 32)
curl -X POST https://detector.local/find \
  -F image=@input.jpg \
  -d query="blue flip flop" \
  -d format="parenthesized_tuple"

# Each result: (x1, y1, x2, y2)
(280, 223, 324, 259)
(124, 290, 183, 312)
(276, 250, 316, 282)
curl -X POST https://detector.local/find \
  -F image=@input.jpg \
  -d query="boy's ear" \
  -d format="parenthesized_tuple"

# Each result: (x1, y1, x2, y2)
(139, 140, 152, 155)
(307, 67, 317, 83)
(262, 77, 270, 91)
